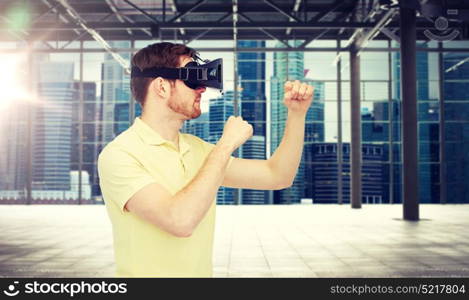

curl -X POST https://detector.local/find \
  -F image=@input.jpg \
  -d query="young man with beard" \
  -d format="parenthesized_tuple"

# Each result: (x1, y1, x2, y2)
(98, 42, 314, 277)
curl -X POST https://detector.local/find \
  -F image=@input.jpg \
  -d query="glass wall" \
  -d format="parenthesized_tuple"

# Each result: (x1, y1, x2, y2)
(0, 52, 29, 203)
(0, 39, 468, 205)
(358, 49, 391, 204)
(443, 51, 469, 203)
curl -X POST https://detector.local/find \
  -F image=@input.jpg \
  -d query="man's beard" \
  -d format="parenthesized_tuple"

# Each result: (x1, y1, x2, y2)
(168, 95, 201, 119)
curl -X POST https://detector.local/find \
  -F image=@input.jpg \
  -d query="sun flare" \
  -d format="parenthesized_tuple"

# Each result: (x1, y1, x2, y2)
(0, 53, 32, 111)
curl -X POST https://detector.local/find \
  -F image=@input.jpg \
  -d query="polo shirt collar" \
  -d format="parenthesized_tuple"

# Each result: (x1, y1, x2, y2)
(179, 133, 190, 155)
(132, 117, 190, 155)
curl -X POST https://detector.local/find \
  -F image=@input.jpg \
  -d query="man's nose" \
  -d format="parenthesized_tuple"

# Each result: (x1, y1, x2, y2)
(195, 86, 206, 93)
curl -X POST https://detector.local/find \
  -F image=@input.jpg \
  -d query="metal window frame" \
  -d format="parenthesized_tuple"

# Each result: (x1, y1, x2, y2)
(13, 38, 469, 209)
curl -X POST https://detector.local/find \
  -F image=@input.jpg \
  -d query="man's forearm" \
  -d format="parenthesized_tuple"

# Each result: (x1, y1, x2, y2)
(170, 142, 234, 235)
(268, 111, 306, 186)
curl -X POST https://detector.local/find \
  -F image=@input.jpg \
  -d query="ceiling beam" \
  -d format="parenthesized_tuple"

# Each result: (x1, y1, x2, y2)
(263, 0, 302, 23)
(54, 0, 130, 73)
(380, 27, 400, 43)
(186, 12, 232, 44)
(31, 3, 360, 14)
(105, 0, 133, 36)
(0, 31, 445, 42)
(59, 12, 115, 49)
(167, 0, 207, 23)
(31, 1, 61, 24)
(286, 0, 302, 35)
(6, 21, 394, 31)
(446, 56, 469, 73)
(3, 46, 463, 54)
(299, 9, 352, 49)
(122, 0, 159, 24)
(238, 12, 291, 48)
(308, 0, 346, 23)
(356, 8, 398, 50)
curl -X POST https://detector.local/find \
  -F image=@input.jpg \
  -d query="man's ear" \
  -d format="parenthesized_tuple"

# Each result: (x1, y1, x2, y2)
(152, 77, 171, 99)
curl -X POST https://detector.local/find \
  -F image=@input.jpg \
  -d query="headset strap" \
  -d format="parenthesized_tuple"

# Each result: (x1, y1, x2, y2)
(131, 67, 207, 80)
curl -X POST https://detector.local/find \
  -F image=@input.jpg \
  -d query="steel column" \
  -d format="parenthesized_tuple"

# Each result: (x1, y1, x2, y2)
(26, 44, 34, 205)
(400, 4, 419, 221)
(233, 0, 241, 205)
(130, 39, 136, 122)
(388, 39, 394, 204)
(337, 39, 343, 205)
(78, 41, 84, 204)
(438, 42, 447, 204)
(350, 44, 362, 209)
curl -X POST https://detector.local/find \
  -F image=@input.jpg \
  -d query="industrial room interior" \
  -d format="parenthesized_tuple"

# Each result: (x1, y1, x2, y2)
(0, 0, 468, 278)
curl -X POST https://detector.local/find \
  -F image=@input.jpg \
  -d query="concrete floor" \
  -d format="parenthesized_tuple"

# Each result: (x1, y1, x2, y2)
(0, 204, 468, 278)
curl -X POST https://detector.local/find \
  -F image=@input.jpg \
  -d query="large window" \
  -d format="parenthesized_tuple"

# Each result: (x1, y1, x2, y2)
(0, 40, 468, 204)
(443, 51, 469, 203)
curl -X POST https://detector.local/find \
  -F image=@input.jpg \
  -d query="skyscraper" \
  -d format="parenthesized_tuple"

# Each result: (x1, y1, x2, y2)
(237, 41, 268, 204)
(270, 43, 304, 152)
(0, 52, 32, 199)
(443, 52, 469, 203)
(208, 91, 235, 144)
(237, 40, 266, 136)
(310, 142, 387, 204)
(72, 81, 99, 199)
(33, 62, 75, 192)
(102, 41, 131, 144)
(0, 94, 28, 194)
(208, 91, 236, 204)
(393, 45, 440, 203)
(271, 41, 325, 204)
(302, 82, 326, 203)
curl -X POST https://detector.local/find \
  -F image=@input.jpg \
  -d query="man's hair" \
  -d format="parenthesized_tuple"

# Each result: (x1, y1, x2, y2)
(130, 42, 199, 106)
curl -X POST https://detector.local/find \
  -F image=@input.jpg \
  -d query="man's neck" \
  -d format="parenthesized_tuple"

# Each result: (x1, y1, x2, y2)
(140, 112, 183, 148)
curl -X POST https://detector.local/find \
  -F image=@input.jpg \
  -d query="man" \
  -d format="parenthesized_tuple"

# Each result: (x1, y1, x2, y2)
(98, 42, 313, 277)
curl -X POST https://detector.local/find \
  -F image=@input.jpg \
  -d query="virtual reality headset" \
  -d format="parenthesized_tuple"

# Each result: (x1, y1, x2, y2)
(131, 58, 223, 91)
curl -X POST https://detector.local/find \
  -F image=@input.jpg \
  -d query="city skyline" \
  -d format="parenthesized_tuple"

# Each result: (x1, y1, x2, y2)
(0, 40, 467, 204)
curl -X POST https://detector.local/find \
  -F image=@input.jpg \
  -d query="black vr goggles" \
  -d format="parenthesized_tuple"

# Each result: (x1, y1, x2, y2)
(131, 58, 223, 91)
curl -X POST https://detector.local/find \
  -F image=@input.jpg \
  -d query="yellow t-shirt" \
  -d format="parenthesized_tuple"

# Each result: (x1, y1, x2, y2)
(98, 117, 219, 278)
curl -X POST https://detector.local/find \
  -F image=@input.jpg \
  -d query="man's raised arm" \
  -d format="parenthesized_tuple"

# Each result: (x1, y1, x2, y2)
(222, 80, 314, 191)
(268, 80, 314, 186)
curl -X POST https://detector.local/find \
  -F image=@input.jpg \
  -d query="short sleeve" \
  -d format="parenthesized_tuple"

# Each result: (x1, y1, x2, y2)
(98, 146, 157, 213)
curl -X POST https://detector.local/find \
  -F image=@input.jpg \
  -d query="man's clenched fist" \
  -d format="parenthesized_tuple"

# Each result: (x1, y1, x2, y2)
(284, 80, 314, 115)
(218, 116, 253, 151)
